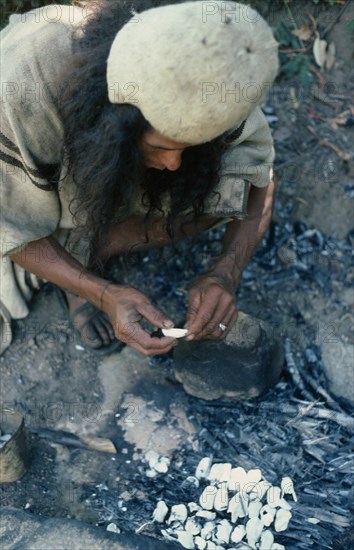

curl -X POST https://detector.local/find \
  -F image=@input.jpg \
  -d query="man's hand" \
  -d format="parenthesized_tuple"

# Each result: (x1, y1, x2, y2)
(102, 284, 176, 356)
(186, 272, 238, 340)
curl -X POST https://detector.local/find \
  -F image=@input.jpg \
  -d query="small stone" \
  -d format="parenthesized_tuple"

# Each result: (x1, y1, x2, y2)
(0, 434, 12, 442)
(274, 509, 292, 532)
(152, 500, 169, 523)
(195, 457, 212, 480)
(271, 544, 286, 550)
(199, 485, 217, 510)
(145, 469, 157, 478)
(106, 523, 120, 534)
(167, 504, 188, 525)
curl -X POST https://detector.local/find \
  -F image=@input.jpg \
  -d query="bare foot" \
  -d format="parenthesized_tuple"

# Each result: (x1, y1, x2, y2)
(66, 293, 116, 349)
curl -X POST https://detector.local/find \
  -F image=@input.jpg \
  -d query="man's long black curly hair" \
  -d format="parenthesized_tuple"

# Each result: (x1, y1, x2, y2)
(58, 0, 228, 263)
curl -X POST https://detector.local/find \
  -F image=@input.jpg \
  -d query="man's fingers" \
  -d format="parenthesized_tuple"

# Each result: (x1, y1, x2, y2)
(186, 299, 218, 339)
(186, 289, 202, 326)
(136, 302, 174, 329)
(118, 322, 176, 355)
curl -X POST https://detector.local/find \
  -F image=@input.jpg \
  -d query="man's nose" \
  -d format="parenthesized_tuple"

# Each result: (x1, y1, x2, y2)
(162, 151, 182, 171)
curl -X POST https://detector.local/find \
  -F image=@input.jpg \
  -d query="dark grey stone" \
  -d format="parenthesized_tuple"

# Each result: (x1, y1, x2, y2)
(174, 312, 284, 400)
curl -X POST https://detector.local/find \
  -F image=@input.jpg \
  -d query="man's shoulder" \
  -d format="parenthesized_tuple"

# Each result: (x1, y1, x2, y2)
(1, 5, 86, 83)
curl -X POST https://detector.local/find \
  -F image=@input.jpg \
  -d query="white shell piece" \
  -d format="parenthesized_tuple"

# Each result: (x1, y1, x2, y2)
(188, 502, 201, 513)
(214, 519, 232, 544)
(186, 476, 200, 488)
(167, 504, 188, 525)
(195, 536, 207, 550)
(185, 517, 201, 536)
(207, 463, 232, 485)
(227, 494, 248, 522)
(176, 530, 195, 549)
(248, 480, 271, 502)
(195, 457, 213, 480)
(307, 517, 320, 524)
(145, 450, 159, 468)
(274, 509, 292, 532)
(146, 468, 158, 478)
(281, 476, 298, 502)
(0, 434, 12, 442)
(152, 500, 169, 523)
(260, 504, 276, 527)
(162, 328, 188, 338)
(246, 517, 263, 548)
(199, 485, 218, 510)
(154, 458, 169, 474)
(106, 523, 121, 533)
(206, 542, 217, 549)
(200, 521, 216, 540)
(248, 500, 262, 518)
(259, 529, 274, 549)
(271, 544, 286, 550)
(214, 482, 229, 511)
(228, 467, 248, 492)
(230, 524, 246, 543)
(267, 486, 282, 508)
(196, 510, 216, 520)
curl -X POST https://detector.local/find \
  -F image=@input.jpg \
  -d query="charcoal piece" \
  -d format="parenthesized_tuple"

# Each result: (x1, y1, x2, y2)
(173, 312, 283, 401)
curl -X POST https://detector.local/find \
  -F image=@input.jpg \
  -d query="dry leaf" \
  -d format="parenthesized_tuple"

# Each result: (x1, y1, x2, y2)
(313, 34, 327, 67)
(325, 42, 336, 70)
(292, 24, 312, 41)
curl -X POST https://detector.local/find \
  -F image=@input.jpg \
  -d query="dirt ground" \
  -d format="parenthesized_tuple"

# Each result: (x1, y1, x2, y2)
(1, 1, 353, 548)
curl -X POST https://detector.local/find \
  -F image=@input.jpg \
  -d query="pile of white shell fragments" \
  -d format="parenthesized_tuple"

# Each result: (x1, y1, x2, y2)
(152, 458, 297, 549)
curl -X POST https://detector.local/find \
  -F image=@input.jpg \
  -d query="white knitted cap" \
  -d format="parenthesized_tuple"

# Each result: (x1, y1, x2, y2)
(107, 1, 278, 144)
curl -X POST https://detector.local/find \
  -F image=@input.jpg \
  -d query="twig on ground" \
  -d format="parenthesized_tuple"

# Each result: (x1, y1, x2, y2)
(284, 338, 315, 401)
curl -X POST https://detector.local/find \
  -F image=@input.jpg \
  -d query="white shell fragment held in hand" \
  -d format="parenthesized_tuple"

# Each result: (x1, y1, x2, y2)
(162, 328, 188, 338)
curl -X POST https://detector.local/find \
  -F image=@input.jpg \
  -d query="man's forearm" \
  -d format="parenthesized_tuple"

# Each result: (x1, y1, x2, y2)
(210, 178, 276, 288)
(10, 236, 107, 308)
